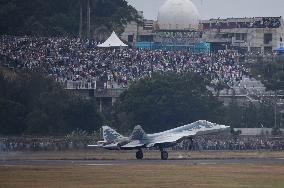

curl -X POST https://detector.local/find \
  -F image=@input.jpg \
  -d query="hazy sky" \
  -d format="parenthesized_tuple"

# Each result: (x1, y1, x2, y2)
(126, 0, 284, 20)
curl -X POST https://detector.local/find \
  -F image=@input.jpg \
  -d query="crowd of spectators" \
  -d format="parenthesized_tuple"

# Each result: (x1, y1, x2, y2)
(0, 136, 283, 152)
(0, 36, 249, 88)
(259, 17, 281, 28)
(0, 137, 89, 152)
(179, 135, 284, 151)
(156, 31, 202, 45)
(204, 17, 281, 30)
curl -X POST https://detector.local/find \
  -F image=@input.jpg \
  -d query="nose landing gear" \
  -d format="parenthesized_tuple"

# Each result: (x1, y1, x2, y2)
(160, 148, 168, 160)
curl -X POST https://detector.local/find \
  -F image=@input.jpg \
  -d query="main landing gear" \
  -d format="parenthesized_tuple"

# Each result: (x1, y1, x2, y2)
(135, 148, 168, 160)
(136, 149, 143, 160)
(160, 148, 168, 160)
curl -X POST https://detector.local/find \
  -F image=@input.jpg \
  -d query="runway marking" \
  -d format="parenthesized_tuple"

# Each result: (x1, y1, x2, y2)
(82, 164, 115, 166)
(199, 163, 217, 165)
(0, 165, 20, 167)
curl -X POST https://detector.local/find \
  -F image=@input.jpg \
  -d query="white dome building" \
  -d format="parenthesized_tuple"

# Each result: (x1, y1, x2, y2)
(157, 0, 200, 30)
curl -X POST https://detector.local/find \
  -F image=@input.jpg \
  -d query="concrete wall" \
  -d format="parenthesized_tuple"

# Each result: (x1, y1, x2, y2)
(121, 21, 138, 45)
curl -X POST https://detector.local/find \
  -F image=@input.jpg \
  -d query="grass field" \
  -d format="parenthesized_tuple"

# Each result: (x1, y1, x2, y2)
(1, 150, 284, 188)
(0, 164, 284, 188)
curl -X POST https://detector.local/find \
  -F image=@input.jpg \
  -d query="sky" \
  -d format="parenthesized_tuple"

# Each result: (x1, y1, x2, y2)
(126, 0, 284, 20)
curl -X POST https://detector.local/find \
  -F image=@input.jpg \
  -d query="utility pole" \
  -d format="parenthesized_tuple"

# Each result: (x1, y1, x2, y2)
(274, 92, 278, 128)
(79, 0, 92, 39)
(281, 110, 284, 128)
(79, 0, 83, 38)
(87, 0, 91, 38)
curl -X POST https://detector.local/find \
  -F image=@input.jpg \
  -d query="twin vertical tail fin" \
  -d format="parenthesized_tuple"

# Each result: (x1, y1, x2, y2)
(102, 126, 124, 142)
(130, 125, 148, 140)
(102, 125, 148, 142)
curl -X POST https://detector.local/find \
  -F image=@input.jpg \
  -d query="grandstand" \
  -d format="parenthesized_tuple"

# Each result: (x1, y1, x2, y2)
(1, 35, 284, 111)
(1, 0, 284, 113)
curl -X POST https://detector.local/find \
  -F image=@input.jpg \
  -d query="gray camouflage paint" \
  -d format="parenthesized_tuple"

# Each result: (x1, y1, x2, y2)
(101, 120, 229, 150)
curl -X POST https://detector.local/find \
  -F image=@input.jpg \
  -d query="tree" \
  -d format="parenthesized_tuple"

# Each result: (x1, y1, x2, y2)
(0, 0, 140, 37)
(25, 110, 50, 135)
(113, 72, 224, 133)
(0, 98, 26, 135)
(0, 66, 103, 135)
(248, 60, 284, 90)
(64, 98, 103, 133)
(272, 127, 282, 136)
(223, 98, 244, 128)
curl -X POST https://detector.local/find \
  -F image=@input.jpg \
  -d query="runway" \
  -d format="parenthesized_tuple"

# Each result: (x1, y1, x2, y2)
(1, 157, 284, 166)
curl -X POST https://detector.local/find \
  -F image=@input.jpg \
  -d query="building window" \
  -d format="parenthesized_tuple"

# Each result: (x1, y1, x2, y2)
(264, 33, 272, 44)
(236, 33, 241, 40)
(235, 33, 247, 41)
(242, 33, 247, 42)
(128, 35, 134, 43)
(138, 35, 154, 42)
(264, 46, 272, 53)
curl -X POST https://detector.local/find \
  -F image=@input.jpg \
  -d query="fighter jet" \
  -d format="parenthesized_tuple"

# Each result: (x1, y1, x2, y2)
(88, 120, 230, 160)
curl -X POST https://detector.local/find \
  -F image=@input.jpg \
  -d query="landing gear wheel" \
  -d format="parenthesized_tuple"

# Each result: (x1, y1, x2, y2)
(136, 149, 143, 160)
(161, 151, 168, 160)
(189, 138, 194, 150)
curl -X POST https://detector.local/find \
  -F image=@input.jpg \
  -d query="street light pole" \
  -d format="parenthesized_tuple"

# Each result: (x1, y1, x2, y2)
(274, 92, 278, 128)
(79, 0, 83, 38)
(79, 0, 92, 39)
(87, 0, 91, 38)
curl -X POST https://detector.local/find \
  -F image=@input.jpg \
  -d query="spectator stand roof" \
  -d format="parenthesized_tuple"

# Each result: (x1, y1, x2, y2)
(275, 47, 284, 53)
(97, 31, 128, 48)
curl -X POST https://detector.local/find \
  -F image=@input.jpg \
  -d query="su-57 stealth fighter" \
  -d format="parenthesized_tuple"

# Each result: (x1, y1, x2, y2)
(88, 120, 230, 160)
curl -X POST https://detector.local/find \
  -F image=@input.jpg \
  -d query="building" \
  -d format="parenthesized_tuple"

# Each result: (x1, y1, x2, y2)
(122, 0, 209, 52)
(202, 17, 284, 53)
(122, 0, 284, 53)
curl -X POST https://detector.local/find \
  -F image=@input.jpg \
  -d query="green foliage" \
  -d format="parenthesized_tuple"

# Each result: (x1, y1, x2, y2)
(0, 66, 103, 136)
(0, 0, 139, 37)
(248, 61, 284, 90)
(113, 72, 224, 133)
(64, 97, 103, 133)
(230, 128, 242, 136)
(223, 99, 244, 128)
(113, 72, 279, 132)
(223, 97, 275, 128)
(271, 127, 282, 136)
(25, 110, 50, 135)
(0, 98, 26, 134)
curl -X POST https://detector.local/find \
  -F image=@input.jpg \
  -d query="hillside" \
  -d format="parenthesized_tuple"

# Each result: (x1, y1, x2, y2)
(0, 0, 139, 37)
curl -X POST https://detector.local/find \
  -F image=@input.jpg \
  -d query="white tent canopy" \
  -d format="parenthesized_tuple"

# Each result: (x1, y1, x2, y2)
(97, 31, 128, 48)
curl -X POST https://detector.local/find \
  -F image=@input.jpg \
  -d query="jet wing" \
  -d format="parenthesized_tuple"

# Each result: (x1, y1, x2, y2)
(120, 140, 146, 149)
(146, 121, 230, 148)
(146, 131, 196, 147)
